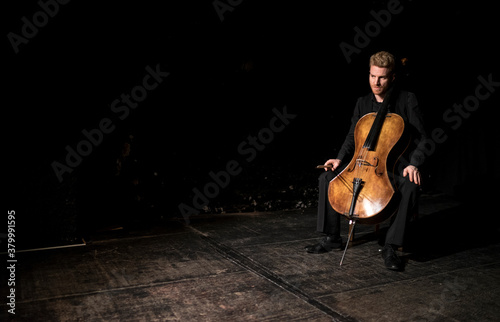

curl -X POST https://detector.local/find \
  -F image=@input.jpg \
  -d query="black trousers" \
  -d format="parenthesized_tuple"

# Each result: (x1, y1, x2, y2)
(317, 169, 420, 247)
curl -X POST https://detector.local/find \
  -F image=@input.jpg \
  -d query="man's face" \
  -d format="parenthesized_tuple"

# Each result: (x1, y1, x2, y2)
(369, 65, 394, 97)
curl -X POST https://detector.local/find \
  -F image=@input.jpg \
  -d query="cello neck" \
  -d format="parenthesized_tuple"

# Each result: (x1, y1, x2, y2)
(363, 87, 395, 150)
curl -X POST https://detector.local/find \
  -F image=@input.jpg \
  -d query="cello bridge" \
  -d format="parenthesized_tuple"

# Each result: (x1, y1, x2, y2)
(356, 157, 379, 168)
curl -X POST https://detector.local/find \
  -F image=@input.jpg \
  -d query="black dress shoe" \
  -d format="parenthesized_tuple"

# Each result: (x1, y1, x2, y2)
(381, 244, 403, 271)
(305, 236, 342, 254)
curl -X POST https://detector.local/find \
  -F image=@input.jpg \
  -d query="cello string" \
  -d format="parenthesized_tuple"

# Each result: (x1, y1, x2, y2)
(354, 113, 377, 216)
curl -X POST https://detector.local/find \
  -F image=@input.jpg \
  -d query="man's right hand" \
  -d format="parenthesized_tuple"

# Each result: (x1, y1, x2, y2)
(324, 159, 342, 171)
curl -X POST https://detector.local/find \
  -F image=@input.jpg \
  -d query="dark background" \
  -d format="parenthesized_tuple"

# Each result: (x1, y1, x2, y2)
(4, 0, 498, 247)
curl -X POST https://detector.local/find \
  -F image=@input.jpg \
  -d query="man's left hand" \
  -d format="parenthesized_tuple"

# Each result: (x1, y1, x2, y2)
(403, 165, 421, 186)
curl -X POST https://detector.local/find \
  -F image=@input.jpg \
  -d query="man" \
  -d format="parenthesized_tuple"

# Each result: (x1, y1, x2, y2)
(306, 51, 427, 271)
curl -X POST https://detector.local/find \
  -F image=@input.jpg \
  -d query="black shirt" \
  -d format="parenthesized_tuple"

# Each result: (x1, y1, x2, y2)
(336, 90, 428, 168)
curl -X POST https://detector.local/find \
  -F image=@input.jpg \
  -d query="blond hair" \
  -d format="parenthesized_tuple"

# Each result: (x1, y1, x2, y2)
(369, 51, 395, 74)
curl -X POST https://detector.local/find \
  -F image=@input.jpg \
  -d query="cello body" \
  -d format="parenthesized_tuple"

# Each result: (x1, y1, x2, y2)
(328, 112, 408, 225)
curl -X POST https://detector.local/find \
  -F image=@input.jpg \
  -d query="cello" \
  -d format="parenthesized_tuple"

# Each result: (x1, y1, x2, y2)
(327, 87, 409, 265)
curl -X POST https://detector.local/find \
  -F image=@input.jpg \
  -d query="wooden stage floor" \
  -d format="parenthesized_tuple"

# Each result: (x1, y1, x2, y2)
(2, 194, 500, 321)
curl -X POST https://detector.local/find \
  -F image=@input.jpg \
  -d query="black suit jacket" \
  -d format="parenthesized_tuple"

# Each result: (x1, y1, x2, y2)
(336, 90, 428, 169)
